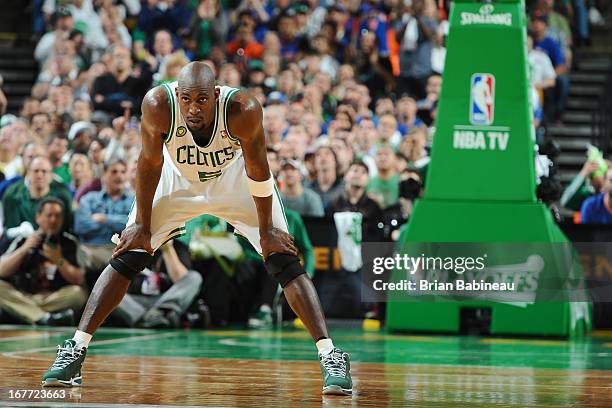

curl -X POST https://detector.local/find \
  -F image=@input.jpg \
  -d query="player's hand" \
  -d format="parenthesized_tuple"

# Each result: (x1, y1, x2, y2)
(112, 224, 154, 258)
(260, 227, 298, 260)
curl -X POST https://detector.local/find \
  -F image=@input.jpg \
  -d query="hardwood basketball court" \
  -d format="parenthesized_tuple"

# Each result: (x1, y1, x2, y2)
(1, 326, 612, 407)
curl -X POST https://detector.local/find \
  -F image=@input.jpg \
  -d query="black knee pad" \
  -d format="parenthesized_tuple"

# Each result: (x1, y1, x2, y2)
(264, 253, 305, 287)
(110, 251, 154, 280)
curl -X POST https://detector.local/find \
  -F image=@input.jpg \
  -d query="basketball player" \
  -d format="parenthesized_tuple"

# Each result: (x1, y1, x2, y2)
(41, 62, 352, 395)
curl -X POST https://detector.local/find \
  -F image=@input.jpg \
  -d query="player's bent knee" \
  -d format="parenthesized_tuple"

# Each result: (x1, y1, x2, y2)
(264, 253, 305, 288)
(109, 251, 154, 280)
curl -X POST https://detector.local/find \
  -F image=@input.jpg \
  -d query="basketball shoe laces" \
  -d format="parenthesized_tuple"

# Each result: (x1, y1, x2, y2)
(51, 343, 84, 370)
(320, 349, 347, 377)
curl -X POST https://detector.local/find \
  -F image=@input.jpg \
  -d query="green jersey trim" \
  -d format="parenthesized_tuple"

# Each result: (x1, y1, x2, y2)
(161, 84, 175, 143)
(224, 89, 240, 142)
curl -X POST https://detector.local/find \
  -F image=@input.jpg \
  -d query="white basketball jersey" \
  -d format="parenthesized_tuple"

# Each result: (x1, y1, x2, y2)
(159, 82, 242, 183)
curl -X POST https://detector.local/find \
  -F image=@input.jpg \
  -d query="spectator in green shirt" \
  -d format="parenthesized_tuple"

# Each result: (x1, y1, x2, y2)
(2, 156, 72, 232)
(367, 143, 399, 209)
(48, 134, 71, 185)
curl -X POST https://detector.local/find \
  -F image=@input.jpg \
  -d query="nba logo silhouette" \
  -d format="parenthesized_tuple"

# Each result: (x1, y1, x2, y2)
(470, 73, 495, 125)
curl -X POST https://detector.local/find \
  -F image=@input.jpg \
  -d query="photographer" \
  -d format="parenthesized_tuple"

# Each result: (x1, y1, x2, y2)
(0, 197, 86, 325)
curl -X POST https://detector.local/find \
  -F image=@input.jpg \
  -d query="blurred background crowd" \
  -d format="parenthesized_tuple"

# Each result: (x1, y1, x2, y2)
(0, 0, 610, 330)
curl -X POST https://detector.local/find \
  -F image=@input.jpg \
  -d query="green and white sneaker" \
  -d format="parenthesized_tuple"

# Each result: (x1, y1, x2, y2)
(319, 348, 352, 395)
(41, 339, 87, 387)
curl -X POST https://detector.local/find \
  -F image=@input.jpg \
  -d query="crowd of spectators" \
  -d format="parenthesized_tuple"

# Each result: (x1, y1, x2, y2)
(0, 0, 609, 328)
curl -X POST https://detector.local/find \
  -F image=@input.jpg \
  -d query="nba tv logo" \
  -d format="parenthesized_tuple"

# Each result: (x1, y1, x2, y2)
(470, 73, 495, 125)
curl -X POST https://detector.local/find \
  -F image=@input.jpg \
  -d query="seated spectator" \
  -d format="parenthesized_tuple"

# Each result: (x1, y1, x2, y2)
(396, 96, 424, 135)
(367, 143, 400, 209)
(68, 153, 95, 199)
(34, 7, 75, 66)
(332, 157, 383, 231)
(330, 136, 354, 177)
(227, 23, 265, 66)
(0, 125, 23, 181)
(0, 142, 46, 200)
(530, 14, 567, 123)
(280, 159, 324, 217)
(398, 127, 430, 169)
(111, 240, 202, 328)
(74, 159, 133, 274)
(47, 134, 71, 184)
(377, 113, 402, 147)
(0, 197, 86, 325)
(30, 112, 54, 144)
(309, 145, 344, 213)
(91, 45, 152, 115)
(2, 156, 72, 232)
(71, 99, 93, 123)
(580, 169, 612, 224)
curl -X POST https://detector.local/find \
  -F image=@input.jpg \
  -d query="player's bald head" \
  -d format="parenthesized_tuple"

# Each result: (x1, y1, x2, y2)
(177, 62, 216, 91)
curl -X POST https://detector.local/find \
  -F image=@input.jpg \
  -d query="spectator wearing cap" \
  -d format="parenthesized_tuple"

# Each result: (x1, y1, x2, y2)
(68, 121, 96, 155)
(227, 23, 265, 65)
(91, 45, 152, 115)
(2, 156, 72, 232)
(309, 145, 344, 213)
(34, 7, 75, 66)
(280, 159, 324, 217)
(580, 169, 612, 224)
(331, 160, 383, 240)
(245, 60, 266, 88)
(367, 143, 400, 209)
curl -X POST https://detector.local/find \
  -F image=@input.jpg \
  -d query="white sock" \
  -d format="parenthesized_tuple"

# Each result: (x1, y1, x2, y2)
(316, 338, 334, 355)
(72, 330, 93, 349)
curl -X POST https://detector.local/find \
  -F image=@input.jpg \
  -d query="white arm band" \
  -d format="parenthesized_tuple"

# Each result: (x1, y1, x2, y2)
(247, 176, 275, 197)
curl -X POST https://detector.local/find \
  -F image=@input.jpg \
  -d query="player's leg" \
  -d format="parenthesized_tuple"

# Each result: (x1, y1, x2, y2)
(210, 156, 352, 395)
(42, 167, 194, 387)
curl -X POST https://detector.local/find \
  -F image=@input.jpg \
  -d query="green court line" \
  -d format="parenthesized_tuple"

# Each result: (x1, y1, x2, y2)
(1, 327, 611, 371)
